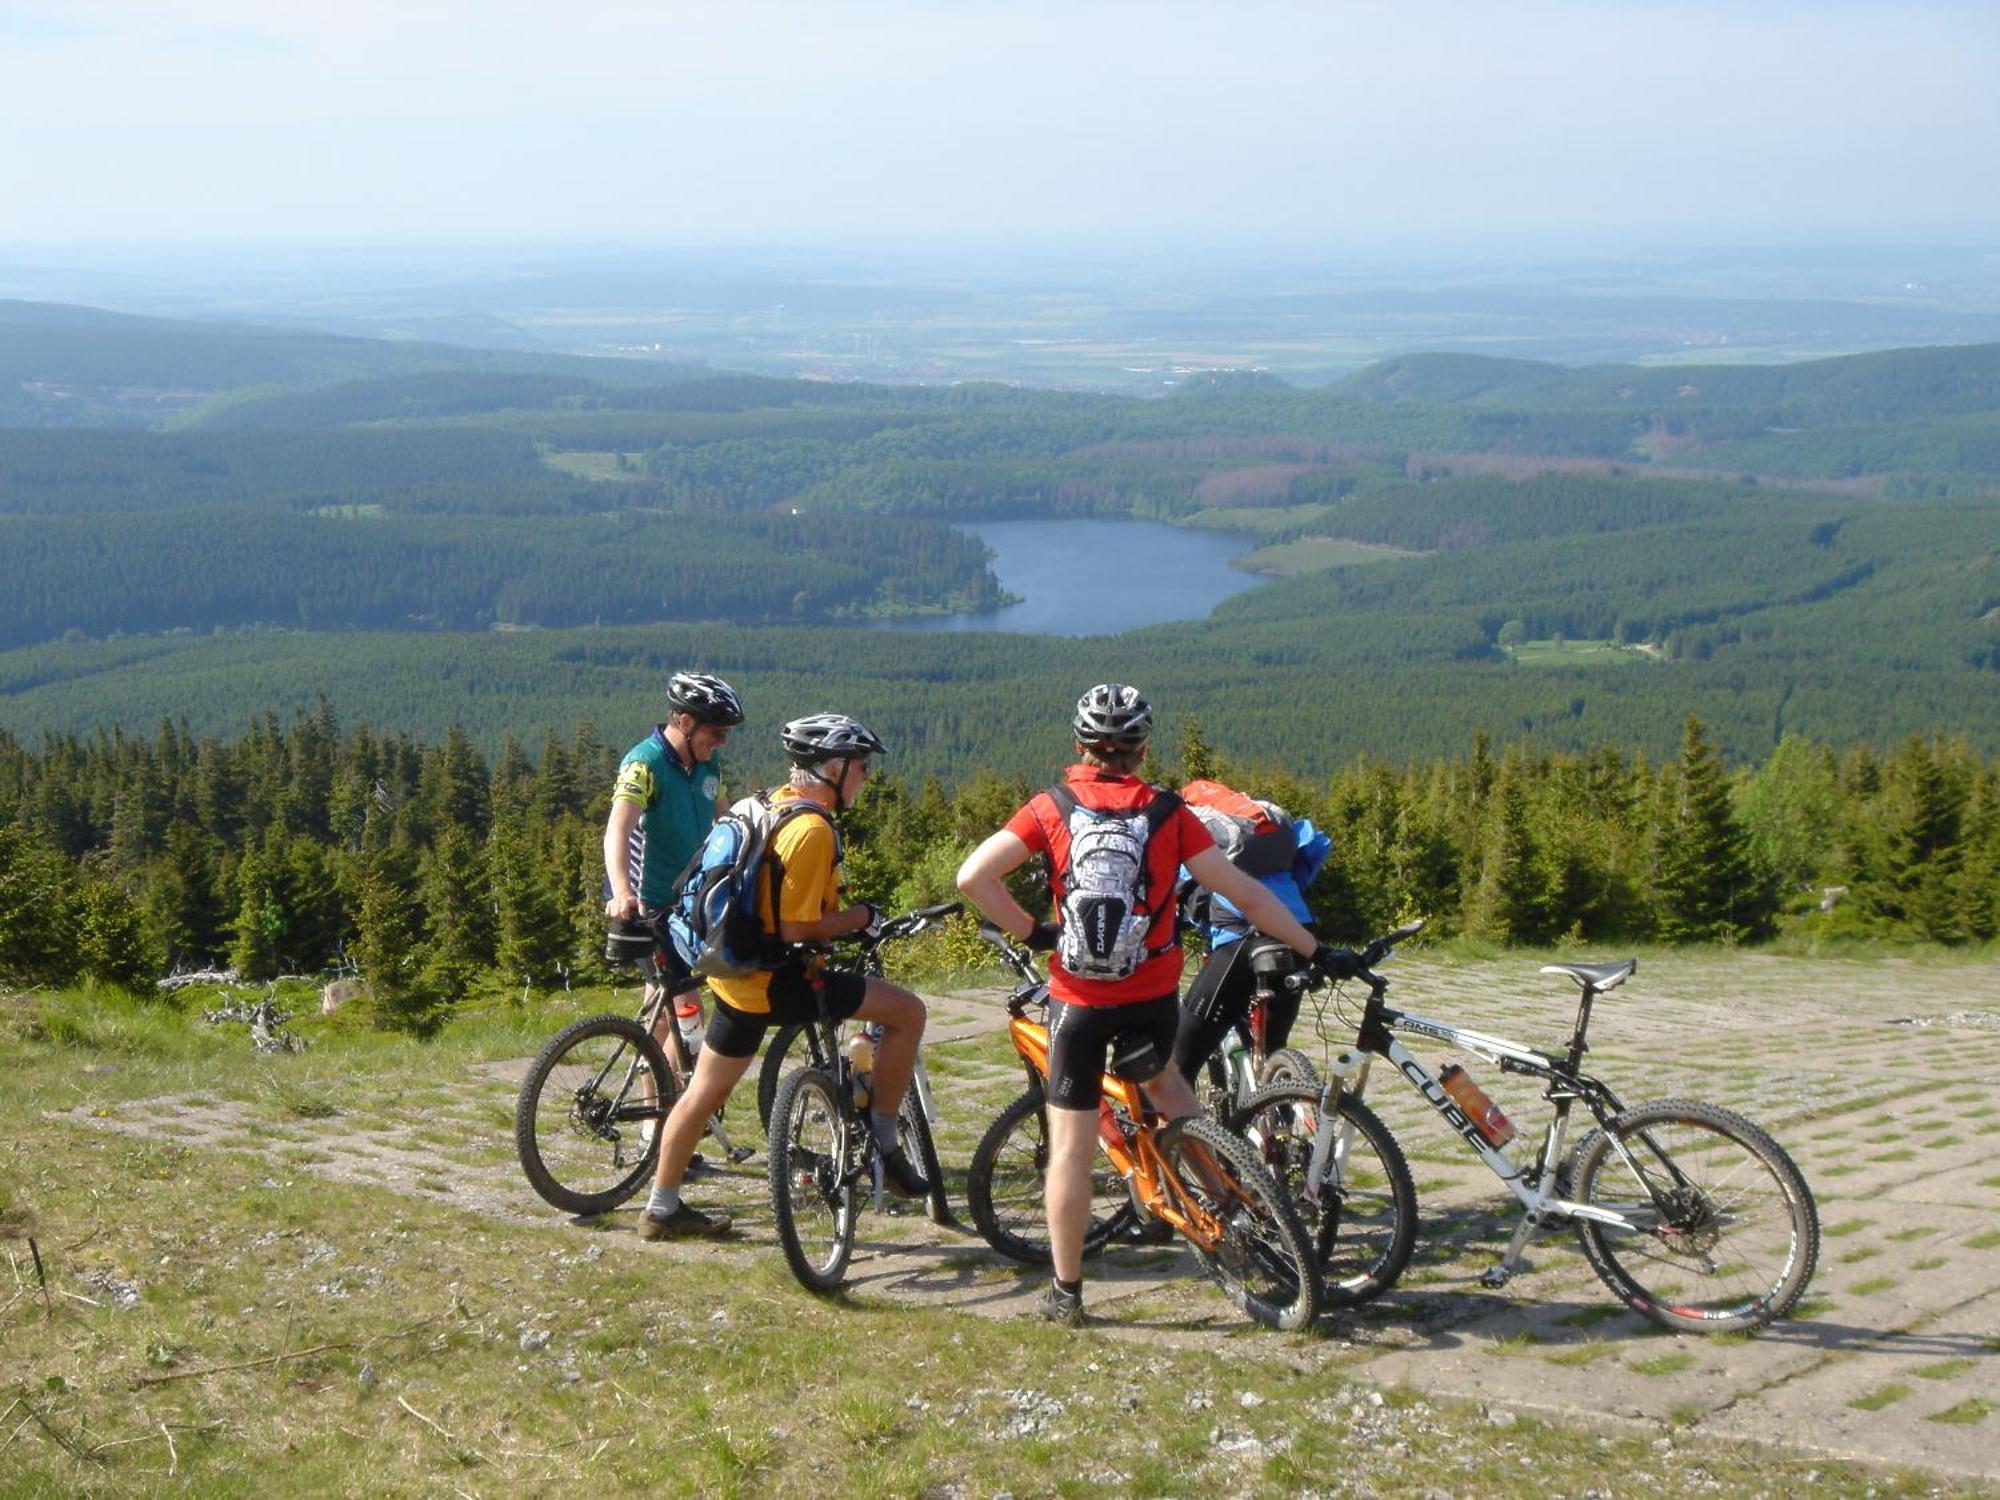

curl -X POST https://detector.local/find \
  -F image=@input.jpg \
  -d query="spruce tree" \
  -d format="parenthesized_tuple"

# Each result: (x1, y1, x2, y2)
(419, 826, 494, 1003)
(1654, 716, 1769, 943)
(352, 841, 444, 1035)
(491, 821, 571, 995)
(228, 840, 284, 980)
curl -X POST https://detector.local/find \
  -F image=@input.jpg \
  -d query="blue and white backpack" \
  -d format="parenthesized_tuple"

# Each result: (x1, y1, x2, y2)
(666, 792, 833, 979)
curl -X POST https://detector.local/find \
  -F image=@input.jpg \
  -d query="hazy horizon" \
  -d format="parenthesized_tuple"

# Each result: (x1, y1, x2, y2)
(4, 1, 1998, 250)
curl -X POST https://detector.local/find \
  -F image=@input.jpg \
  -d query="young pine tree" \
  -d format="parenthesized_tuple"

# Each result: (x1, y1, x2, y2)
(1653, 716, 1770, 944)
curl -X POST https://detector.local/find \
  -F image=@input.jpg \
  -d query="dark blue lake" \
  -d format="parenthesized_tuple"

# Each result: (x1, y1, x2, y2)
(871, 519, 1262, 636)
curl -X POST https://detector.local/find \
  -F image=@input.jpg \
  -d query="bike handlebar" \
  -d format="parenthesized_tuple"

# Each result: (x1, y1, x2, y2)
(975, 922, 1049, 1012)
(784, 901, 965, 964)
(1283, 917, 1427, 993)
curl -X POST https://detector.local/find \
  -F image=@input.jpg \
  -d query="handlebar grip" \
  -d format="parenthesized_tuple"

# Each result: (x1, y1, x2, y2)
(910, 900, 964, 922)
(977, 921, 1015, 948)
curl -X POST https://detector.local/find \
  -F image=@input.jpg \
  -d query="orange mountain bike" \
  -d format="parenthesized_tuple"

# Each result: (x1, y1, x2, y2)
(966, 926, 1321, 1330)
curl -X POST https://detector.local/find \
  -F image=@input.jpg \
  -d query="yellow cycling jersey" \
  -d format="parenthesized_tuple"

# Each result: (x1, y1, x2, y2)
(708, 789, 841, 1013)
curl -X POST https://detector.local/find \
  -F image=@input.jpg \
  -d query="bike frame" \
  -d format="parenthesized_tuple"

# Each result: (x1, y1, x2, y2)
(1306, 964, 1694, 1286)
(1001, 1001, 1229, 1254)
(779, 902, 961, 1211)
(636, 952, 745, 1161)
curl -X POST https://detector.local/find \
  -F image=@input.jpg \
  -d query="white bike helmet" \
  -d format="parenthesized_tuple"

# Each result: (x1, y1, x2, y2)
(1071, 683, 1153, 749)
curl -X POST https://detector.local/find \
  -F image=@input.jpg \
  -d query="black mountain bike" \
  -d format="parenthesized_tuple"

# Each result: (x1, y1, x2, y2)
(765, 902, 960, 1292)
(513, 932, 747, 1217)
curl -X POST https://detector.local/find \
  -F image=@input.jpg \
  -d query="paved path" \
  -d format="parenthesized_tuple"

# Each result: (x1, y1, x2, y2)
(64, 953, 2000, 1485)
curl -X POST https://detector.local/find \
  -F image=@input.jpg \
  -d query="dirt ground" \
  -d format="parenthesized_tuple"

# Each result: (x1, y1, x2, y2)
(62, 951, 2000, 1487)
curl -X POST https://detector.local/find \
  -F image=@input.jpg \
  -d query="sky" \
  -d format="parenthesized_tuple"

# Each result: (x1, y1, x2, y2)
(3, 0, 1998, 250)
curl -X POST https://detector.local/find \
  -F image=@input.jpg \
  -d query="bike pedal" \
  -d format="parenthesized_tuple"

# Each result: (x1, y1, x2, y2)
(1479, 1265, 1512, 1289)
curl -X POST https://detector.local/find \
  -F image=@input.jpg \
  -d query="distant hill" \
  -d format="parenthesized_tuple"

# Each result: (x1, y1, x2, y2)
(0, 299, 709, 427)
(1330, 343, 2000, 427)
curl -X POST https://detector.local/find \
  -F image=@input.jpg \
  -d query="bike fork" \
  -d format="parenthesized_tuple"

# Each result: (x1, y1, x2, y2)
(1302, 1051, 1371, 1203)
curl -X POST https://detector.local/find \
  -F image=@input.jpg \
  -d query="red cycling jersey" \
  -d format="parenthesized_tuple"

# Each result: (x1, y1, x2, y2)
(1004, 764, 1214, 1006)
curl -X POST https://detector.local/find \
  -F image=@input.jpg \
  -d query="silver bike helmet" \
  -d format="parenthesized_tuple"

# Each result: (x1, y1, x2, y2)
(666, 671, 745, 726)
(780, 713, 888, 766)
(1071, 683, 1153, 749)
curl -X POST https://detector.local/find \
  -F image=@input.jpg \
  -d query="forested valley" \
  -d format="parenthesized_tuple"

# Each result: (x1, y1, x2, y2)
(3, 299, 2000, 1015)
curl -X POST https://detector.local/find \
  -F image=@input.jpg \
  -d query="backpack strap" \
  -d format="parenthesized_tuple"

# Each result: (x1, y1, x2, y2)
(757, 795, 839, 962)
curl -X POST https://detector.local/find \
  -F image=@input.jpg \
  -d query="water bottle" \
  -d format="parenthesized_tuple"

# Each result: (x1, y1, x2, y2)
(674, 998, 705, 1061)
(847, 1028, 876, 1111)
(1438, 1063, 1517, 1148)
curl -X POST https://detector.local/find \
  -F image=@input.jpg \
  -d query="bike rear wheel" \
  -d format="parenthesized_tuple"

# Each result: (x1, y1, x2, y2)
(1568, 1097, 1819, 1334)
(767, 1067, 857, 1293)
(1231, 1082, 1416, 1309)
(514, 1014, 673, 1216)
(1256, 1047, 1319, 1088)
(1161, 1115, 1321, 1331)
(966, 1087, 1132, 1265)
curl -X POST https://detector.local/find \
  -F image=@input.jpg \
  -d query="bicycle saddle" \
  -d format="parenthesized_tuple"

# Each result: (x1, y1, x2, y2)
(1539, 959, 1637, 993)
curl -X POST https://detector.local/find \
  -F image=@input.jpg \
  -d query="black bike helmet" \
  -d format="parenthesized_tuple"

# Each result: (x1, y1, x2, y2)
(666, 671, 745, 726)
(780, 713, 888, 766)
(1071, 682, 1153, 749)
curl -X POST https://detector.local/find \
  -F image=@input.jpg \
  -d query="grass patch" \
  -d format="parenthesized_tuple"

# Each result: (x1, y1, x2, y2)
(1848, 1384, 1910, 1411)
(1849, 1276, 1897, 1295)
(1912, 1358, 1976, 1380)
(1836, 1246, 1881, 1264)
(1909, 1257, 1947, 1270)
(1506, 638, 1652, 667)
(1884, 1226, 1932, 1242)
(1628, 1351, 1699, 1376)
(1543, 1340, 1618, 1367)
(1927, 1399, 1993, 1425)
(1823, 1217, 1874, 1237)
(1965, 1229, 2000, 1249)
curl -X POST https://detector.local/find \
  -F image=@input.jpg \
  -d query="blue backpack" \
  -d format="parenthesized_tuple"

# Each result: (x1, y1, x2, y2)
(666, 792, 834, 979)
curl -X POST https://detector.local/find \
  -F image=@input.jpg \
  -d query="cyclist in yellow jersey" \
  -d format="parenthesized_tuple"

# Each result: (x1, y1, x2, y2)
(637, 713, 931, 1240)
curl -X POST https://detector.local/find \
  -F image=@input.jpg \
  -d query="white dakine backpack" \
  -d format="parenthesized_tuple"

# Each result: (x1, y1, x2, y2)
(1046, 784, 1180, 980)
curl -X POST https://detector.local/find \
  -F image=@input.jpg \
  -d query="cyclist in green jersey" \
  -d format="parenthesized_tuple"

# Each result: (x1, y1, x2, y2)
(603, 672, 745, 1067)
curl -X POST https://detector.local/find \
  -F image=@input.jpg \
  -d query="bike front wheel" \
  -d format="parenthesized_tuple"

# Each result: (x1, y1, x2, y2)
(1568, 1097, 1819, 1334)
(1160, 1115, 1321, 1331)
(767, 1067, 857, 1293)
(756, 1021, 813, 1133)
(1231, 1082, 1416, 1309)
(966, 1087, 1133, 1265)
(514, 1014, 673, 1216)
(896, 1077, 951, 1225)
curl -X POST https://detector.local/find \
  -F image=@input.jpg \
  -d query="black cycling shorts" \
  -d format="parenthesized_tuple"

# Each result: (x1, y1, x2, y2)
(1044, 992, 1179, 1110)
(1172, 936, 1306, 1084)
(706, 968, 869, 1059)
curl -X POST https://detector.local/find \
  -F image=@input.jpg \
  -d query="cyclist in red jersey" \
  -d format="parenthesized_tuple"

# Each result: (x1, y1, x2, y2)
(956, 683, 1357, 1326)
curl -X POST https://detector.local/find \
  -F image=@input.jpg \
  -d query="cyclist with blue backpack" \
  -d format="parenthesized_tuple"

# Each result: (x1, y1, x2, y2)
(637, 713, 931, 1241)
(956, 684, 1357, 1325)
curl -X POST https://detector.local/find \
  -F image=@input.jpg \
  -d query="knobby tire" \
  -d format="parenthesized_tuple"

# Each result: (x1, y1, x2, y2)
(1568, 1097, 1819, 1334)
(515, 1013, 674, 1216)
